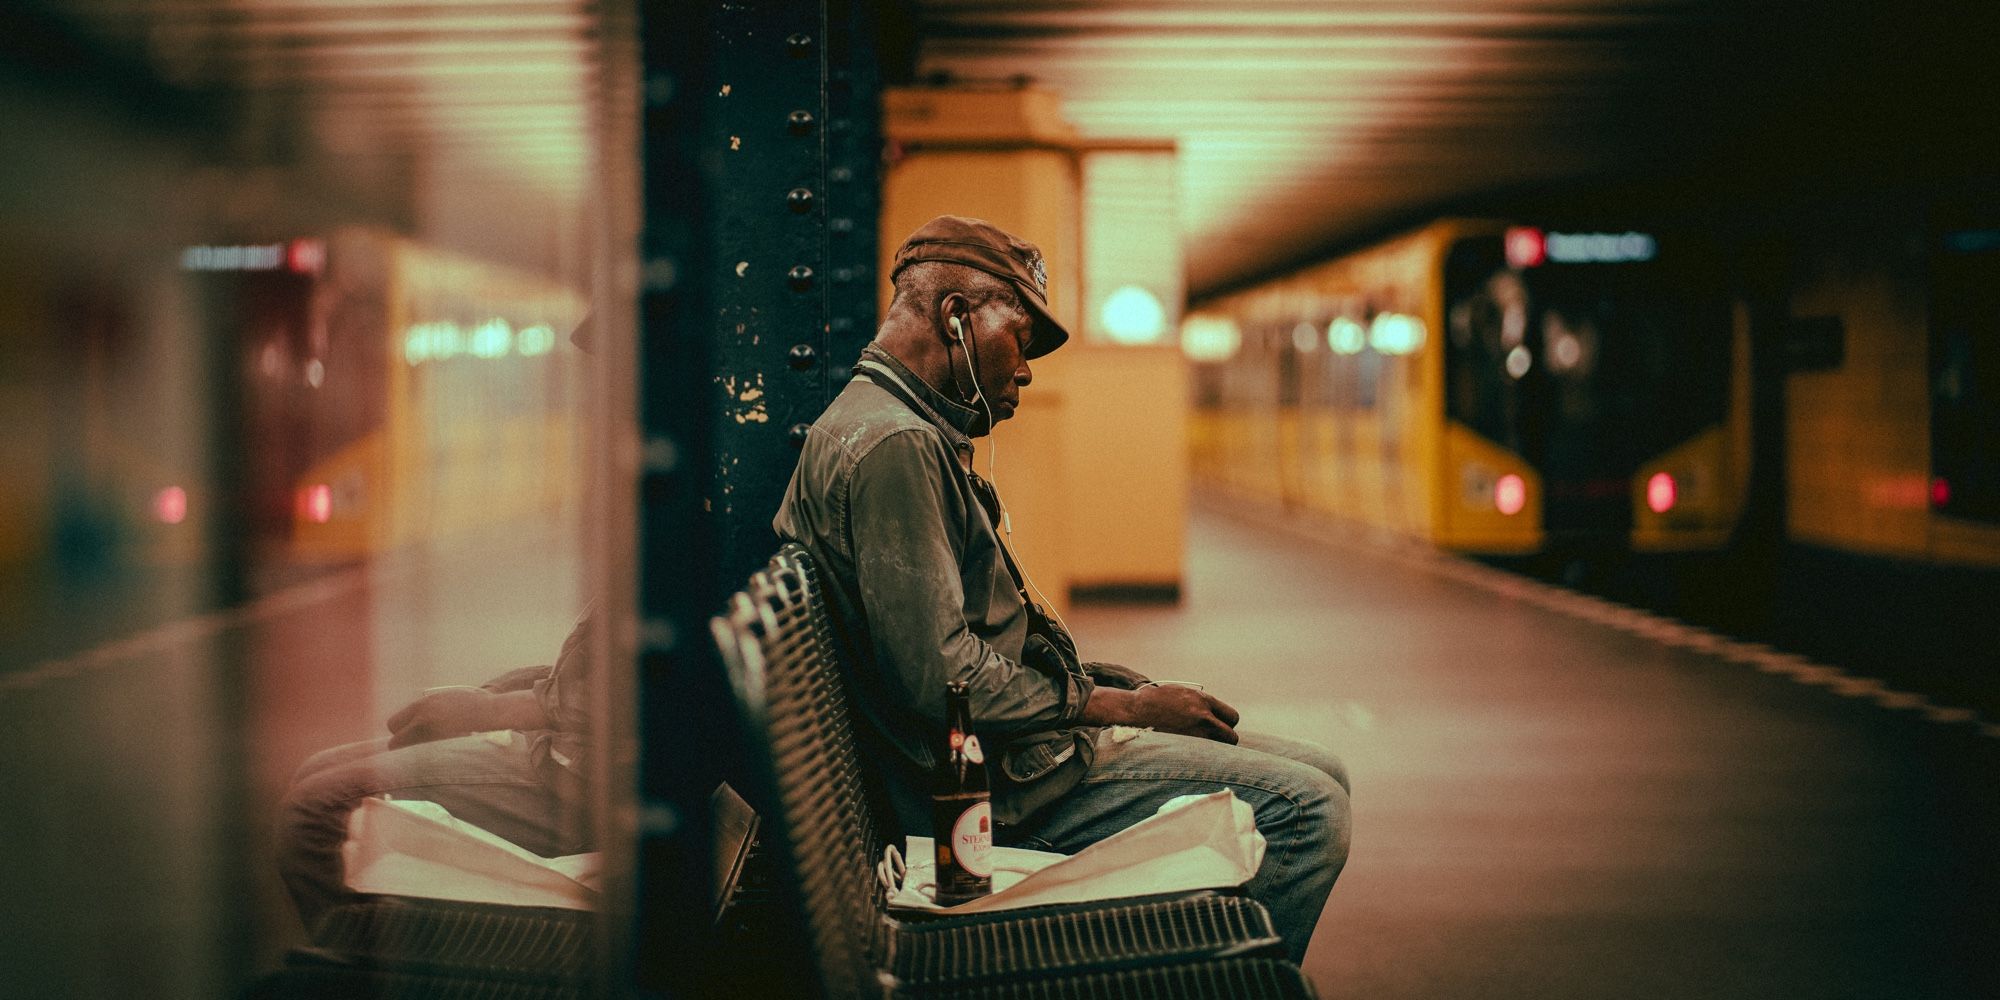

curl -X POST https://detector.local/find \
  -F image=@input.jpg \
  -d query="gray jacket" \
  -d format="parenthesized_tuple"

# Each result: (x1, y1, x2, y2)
(774, 345, 1096, 832)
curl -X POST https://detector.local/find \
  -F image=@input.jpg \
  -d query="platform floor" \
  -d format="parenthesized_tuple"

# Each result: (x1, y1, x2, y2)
(1067, 500, 2000, 999)
(9, 500, 2000, 998)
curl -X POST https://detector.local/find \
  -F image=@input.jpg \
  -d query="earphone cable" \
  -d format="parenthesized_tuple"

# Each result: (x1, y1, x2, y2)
(957, 312, 1077, 648)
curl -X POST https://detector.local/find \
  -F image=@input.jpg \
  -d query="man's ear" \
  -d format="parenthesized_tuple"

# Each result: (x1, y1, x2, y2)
(938, 292, 970, 343)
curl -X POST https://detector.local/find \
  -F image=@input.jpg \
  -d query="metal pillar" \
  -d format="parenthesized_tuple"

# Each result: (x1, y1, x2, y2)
(825, 0, 887, 378)
(636, 0, 890, 994)
(705, 0, 834, 590)
(635, 2, 731, 994)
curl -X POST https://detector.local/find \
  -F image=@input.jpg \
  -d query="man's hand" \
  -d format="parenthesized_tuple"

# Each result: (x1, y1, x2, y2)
(386, 687, 547, 749)
(1081, 684, 1240, 744)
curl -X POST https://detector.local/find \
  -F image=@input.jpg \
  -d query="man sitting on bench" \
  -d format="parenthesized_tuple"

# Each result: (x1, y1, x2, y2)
(274, 606, 598, 931)
(774, 216, 1352, 962)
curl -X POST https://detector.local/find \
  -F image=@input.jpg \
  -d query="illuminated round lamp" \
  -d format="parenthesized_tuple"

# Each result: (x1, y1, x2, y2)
(1180, 314, 1241, 363)
(403, 326, 432, 366)
(1646, 472, 1677, 514)
(1291, 322, 1319, 353)
(300, 483, 334, 525)
(518, 324, 557, 357)
(1327, 317, 1366, 355)
(153, 486, 189, 526)
(1101, 285, 1167, 345)
(1369, 313, 1425, 355)
(1494, 474, 1527, 516)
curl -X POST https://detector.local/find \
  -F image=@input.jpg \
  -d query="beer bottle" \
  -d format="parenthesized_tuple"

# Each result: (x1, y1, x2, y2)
(931, 681, 993, 905)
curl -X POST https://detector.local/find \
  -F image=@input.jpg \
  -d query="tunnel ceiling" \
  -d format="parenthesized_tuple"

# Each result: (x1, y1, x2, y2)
(911, 0, 1997, 296)
(25, 1, 1992, 294)
(40, 0, 598, 205)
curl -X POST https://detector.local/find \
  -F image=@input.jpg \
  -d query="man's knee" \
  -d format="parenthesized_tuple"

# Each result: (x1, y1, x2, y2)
(1288, 740, 1351, 797)
(275, 747, 399, 866)
(1261, 755, 1352, 871)
(288, 738, 380, 787)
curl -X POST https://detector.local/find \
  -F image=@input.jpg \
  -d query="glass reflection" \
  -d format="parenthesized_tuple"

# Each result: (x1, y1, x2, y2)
(0, 3, 614, 998)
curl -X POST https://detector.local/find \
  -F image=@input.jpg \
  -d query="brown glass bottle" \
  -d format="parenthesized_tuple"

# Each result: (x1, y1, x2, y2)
(930, 681, 993, 905)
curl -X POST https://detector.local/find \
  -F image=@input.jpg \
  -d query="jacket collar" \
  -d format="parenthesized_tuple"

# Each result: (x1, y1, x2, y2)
(853, 344, 981, 456)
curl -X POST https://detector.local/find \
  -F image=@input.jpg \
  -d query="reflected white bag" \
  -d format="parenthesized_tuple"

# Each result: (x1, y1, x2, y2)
(883, 789, 1265, 914)
(342, 796, 600, 910)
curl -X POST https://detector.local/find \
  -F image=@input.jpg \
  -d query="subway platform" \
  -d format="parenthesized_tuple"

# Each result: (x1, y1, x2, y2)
(1066, 496, 2000, 999)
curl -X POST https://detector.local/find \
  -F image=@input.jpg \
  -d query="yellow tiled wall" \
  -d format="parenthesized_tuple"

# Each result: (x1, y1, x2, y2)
(1788, 250, 2000, 565)
(880, 85, 1189, 607)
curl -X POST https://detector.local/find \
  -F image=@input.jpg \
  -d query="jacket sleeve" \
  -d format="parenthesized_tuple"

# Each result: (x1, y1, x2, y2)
(847, 429, 1089, 732)
(532, 603, 597, 734)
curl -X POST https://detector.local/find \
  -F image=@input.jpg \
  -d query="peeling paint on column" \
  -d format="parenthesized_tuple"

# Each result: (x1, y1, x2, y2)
(716, 372, 771, 424)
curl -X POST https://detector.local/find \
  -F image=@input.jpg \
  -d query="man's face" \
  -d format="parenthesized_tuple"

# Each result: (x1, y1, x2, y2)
(966, 297, 1035, 424)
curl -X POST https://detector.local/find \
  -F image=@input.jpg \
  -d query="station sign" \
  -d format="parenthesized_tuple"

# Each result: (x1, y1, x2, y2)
(1505, 227, 1658, 267)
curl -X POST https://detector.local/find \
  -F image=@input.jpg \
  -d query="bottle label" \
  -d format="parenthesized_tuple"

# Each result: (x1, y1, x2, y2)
(950, 801, 993, 878)
(962, 734, 984, 765)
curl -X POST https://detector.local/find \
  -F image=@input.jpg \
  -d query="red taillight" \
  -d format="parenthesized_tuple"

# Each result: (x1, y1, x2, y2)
(1495, 474, 1526, 516)
(301, 483, 333, 524)
(153, 486, 188, 525)
(1646, 472, 1677, 514)
(1931, 477, 1951, 507)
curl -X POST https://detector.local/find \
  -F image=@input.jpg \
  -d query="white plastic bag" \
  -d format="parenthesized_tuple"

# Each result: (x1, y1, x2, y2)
(884, 789, 1264, 914)
(342, 796, 600, 910)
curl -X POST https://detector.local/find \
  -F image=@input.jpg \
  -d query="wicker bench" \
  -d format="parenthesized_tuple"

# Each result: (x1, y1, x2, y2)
(711, 544, 1317, 998)
(247, 895, 593, 999)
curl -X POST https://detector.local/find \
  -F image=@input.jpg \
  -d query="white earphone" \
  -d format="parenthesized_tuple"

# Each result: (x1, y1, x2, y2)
(949, 312, 988, 419)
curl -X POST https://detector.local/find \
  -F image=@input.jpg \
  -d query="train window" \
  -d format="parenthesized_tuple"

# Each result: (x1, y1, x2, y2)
(1444, 241, 1526, 451)
(1930, 228, 2000, 523)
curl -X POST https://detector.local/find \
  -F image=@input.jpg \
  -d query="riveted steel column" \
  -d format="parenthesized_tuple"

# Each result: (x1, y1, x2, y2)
(824, 0, 886, 379)
(636, 0, 836, 994)
(636, 2, 733, 995)
(709, 0, 832, 589)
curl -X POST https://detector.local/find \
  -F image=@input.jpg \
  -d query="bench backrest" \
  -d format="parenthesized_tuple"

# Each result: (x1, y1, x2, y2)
(712, 544, 886, 999)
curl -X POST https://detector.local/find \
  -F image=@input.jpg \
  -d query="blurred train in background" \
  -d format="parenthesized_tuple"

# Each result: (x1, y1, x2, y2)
(227, 229, 586, 571)
(1182, 200, 2000, 692)
(1186, 219, 1750, 561)
(0, 228, 585, 639)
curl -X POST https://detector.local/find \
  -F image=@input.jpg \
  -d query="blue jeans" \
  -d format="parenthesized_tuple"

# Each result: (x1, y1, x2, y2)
(1000, 730, 1351, 963)
(275, 733, 590, 931)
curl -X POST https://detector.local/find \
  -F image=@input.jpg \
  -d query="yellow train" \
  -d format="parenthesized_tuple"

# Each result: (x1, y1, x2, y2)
(1187, 219, 1750, 557)
(259, 229, 589, 566)
(0, 228, 587, 582)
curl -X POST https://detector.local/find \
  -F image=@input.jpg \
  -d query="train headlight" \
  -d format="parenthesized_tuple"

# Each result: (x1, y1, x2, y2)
(1646, 472, 1677, 514)
(1495, 474, 1527, 516)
